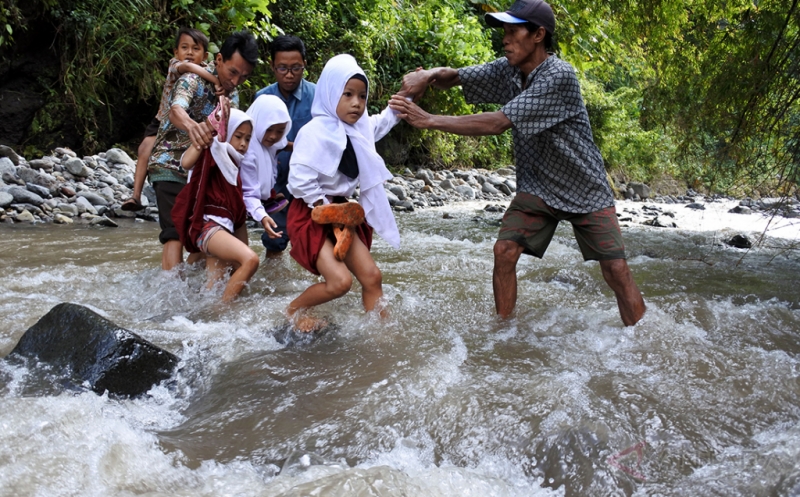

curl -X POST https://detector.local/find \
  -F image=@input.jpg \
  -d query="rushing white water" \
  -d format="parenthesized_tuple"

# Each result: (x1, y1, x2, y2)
(1, 203, 799, 496)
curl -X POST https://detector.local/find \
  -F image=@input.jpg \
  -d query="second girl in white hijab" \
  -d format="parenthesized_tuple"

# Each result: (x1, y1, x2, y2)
(285, 54, 401, 331)
(240, 94, 292, 252)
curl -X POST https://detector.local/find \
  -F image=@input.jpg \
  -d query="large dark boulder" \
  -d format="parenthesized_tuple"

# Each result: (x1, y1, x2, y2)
(5, 303, 178, 398)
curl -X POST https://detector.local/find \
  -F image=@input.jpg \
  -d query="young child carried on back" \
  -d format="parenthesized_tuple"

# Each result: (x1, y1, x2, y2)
(285, 54, 402, 331)
(240, 94, 292, 245)
(171, 105, 260, 302)
(121, 27, 222, 212)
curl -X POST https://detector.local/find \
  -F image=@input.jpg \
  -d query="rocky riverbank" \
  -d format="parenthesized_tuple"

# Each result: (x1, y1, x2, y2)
(1, 145, 799, 235)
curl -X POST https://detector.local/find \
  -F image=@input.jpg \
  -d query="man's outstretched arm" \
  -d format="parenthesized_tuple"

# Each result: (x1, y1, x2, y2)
(389, 95, 512, 136)
(399, 67, 461, 100)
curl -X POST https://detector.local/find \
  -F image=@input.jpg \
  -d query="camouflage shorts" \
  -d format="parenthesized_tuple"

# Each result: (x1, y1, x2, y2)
(498, 192, 626, 261)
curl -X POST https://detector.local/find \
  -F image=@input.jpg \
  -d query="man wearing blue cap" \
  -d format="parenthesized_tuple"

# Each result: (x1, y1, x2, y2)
(390, 0, 646, 326)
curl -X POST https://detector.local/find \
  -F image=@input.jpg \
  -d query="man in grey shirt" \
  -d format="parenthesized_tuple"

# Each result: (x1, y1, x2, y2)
(390, 0, 645, 326)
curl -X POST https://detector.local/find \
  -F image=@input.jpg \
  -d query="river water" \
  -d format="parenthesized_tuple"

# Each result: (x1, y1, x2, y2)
(1, 204, 799, 496)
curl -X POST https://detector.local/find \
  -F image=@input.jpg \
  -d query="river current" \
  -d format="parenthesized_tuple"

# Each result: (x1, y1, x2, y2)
(1, 204, 799, 496)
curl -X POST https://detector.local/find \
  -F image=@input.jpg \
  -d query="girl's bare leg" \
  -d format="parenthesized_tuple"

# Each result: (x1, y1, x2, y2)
(344, 236, 383, 313)
(206, 229, 259, 302)
(287, 239, 352, 317)
(205, 255, 230, 289)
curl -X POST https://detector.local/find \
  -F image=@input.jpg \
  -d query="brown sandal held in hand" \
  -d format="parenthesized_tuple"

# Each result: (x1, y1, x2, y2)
(120, 198, 143, 212)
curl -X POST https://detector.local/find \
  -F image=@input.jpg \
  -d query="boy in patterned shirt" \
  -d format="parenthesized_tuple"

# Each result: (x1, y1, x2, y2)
(121, 27, 221, 212)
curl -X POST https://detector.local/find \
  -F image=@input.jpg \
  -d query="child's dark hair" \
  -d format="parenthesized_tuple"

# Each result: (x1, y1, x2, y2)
(269, 35, 307, 61)
(220, 30, 259, 66)
(174, 27, 209, 53)
(523, 22, 554, 51)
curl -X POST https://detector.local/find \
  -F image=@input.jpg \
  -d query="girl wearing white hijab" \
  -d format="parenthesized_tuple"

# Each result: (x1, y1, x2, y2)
(285, 54, 401, 331)
(241, 94, 292, 247)
(172, 105, 260, 302)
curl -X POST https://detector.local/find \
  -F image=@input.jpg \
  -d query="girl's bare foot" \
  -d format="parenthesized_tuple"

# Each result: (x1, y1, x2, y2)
(294, 315, 327, 333)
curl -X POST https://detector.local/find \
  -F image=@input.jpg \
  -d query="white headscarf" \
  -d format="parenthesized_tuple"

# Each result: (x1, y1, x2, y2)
(242, 95, 292, 194)
(290, 54, 400, 248)
(210, 108, 251, 185)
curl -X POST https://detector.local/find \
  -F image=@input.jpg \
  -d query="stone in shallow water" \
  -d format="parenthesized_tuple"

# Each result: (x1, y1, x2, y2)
(270, 322, 336, 347)
(727, 234, 752, 249)
(5, 303, 179, 398)
(90, 215, 118, 227)
(53, 213, 73, 224)
(14, 209, 36, 222)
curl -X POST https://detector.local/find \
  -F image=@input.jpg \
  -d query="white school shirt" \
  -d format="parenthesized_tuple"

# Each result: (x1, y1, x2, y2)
(288, 105, 399, 208)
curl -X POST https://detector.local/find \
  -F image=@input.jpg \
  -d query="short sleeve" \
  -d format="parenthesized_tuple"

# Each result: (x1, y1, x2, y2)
(168, 58, 181, 78)
(501, 67, 579, 137)
(171, 74, 200, 110)
(458, 59, 515, 105)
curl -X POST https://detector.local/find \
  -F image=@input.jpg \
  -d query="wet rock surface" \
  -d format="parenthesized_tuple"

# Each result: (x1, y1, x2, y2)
(4, 302, 179, 398)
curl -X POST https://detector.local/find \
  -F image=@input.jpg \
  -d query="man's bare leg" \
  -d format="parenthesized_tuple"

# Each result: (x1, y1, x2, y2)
(599, 258, 646, 326)
(493, 239, 525, 318)
(162, 240, 183, 271)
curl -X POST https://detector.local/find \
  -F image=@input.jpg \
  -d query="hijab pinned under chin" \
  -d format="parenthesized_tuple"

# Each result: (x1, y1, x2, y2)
(242, 94, 292, 193)
(210, 108, 252, 186)
(290, 54, 400, 249)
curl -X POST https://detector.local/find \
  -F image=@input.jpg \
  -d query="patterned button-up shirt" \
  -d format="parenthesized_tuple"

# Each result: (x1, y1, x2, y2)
(459, 56, 614, 213)
(148, 62, 240, 184)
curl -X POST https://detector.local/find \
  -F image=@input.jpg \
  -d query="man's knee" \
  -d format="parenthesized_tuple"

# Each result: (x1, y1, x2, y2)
(494, 239, 523, 266)
(599, 258, 629, 282)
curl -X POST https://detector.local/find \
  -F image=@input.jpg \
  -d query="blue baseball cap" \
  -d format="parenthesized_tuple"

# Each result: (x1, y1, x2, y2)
(485, 0, 556, 34)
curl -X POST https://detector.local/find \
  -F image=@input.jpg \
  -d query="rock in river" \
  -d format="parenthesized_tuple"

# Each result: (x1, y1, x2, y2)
(4, 303, 179, 398)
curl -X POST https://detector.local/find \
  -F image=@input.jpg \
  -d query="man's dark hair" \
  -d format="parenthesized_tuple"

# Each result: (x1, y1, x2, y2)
(175, 27, 209, 53)
(524, 22, 554, 51)
(269, 35, 307, 61)
(220, 30, 259, 66)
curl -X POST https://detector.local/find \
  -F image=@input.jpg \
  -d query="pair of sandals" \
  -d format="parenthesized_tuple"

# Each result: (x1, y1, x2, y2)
(311, 202, 366, 261)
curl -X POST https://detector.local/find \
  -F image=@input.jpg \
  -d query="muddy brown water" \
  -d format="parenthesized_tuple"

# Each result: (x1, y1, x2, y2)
(1, 207, 799, 496)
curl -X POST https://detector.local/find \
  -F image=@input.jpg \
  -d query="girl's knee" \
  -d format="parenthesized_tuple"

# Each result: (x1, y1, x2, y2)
(327, 273, 353, 297)
(242, 250, 259, 273)
(360, 265, 382, 290)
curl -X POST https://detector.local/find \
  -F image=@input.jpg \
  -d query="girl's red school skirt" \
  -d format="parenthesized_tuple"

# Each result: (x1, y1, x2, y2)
(287, 197, 372, 275)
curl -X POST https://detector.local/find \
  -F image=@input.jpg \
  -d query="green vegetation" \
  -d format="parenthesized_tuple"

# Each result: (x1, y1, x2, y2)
(1, 0, 798, 196)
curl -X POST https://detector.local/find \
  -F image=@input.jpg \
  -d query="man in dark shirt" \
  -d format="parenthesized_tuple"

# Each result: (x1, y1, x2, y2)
(390, 0, 645, 326)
